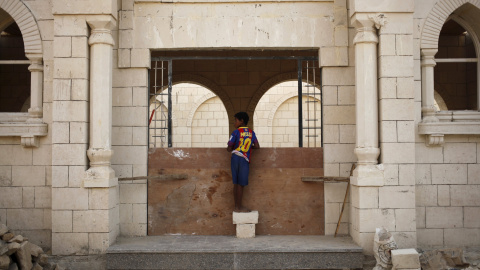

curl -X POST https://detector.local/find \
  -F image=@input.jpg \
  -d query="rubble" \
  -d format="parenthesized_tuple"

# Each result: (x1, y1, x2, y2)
(419, 248, 471, 270)
(0, 223, 66, 270)
(373, 227, 398, 270)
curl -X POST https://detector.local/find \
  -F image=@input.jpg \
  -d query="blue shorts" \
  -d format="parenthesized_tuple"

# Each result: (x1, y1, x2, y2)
(231, 154, 249, 186)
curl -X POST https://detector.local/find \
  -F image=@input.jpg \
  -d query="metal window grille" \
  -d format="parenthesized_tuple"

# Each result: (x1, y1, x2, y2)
(149, 60, 172, 148)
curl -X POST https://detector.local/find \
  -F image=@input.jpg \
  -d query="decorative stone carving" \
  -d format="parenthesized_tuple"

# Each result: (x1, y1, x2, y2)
(368, 13, 388, 29)
(425, 134, 444, 146)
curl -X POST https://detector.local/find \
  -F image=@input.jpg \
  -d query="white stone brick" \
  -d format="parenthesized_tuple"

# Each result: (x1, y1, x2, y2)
(323, 106, 355, 125)
(70, 122, 88, 144)
(119, 10, 134, 30)
(379, 78, 397, 99)
(33, 146, 52, 166)
(113, 127, 133, 146)
(444, 143, 477, 164)
(437, 185, 450, 207)
(467, 164, 480, 184)
(112, 107, 146, 127)
(339, 125, 355, 143)
(52, 122, 69, 144)
(350, 185, 378, 208)
(426, 207, 463, 229)
(0, 209, 5, 224)
(379, 13, 414, 35)
(132, 204, 147, 224)
(324, 163, 339, 176)
(71, 79, 88, 101)
(52, 233, 88, 255)
(395, 209, 416, 232)
(22, 187, 35, 208)
(233, 211, 258, 224)
(381, 143, 415, 164)
(111, 146, 147, 165)
(399, 164, 415, 186)
(119, 183, 147, 204)
(323, 125, 339, 143)
(89, 232, 111, 254)
(53, 79, 71, 101)
(397, 121, 415, 143)
(52, 211, 73, 232)
(392, 232, 417, 249)
(334, 26, 348, 46)
(337, 86, 354, 105)
(379, 34, 396, 56)
(379, 56, 414, 78)
(53, 101, 88, 122)
(120, 204, 133, 224)
(72, 37, 88, 58)
(322, 67, 355, 86)
(431, 164, 467, 185)
(131, 49, 151, 68)
(325, 203, 340, 224)
(379, 99, 414, 120)
(0, 146, 33, 166)
(52, 144, 88, 166)
(113, 88, 133, 106)
(416, 207, 425, 229)
(464, 207, 480, 228)
(0, 166, 11, 186)
(357, 208, 396, 233)
(132, 87, 148, 106)
(89, 187, 117, 210)
(320, 47, 348, 66)
(54, 58, 88, 79)
(451, 185, 480, 206)
(73, 210, 110, 233)
(415, 143, 443, 164)
(396, 35, 413, 56)
(68, 166, 87, 188)
(379, 186, 415, 209)
(384, 164, 399, 185)
(118, 49, 131, 68)
(397, 77, 414, 99)
(133, 127, 147, 146)
(12, 166, 46, 186)
(7, 209, 45, 230)
(52, 188, 88, 210)
(322, 86, 337, 105)
(323, 144, 356, 163)
(325, 182, 349, 203)
(35, 187, 51, 209)
(52, 166, 68, 187)
(236, 224, 255, 238)
(119, 29, 134, 49)
(417, 228, 444, 247)
(120, 223, 147, 237)
(416, 185, 437, 207)
(391, 249, 420, 269)
(54, 37, 71, 57)
(380, 121, 397, 143)
(444, 228, 480, 247)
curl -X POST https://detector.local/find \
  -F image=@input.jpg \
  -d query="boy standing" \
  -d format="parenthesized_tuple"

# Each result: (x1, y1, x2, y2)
(227, 112, 260, 213)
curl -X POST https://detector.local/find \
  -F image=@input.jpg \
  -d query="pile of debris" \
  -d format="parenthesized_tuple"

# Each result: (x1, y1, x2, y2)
(0, 223, 65, 270)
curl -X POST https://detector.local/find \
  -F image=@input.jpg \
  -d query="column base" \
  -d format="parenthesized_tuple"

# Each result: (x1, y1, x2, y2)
(350, 164, 384, 187)
(84, 166, 118, 188)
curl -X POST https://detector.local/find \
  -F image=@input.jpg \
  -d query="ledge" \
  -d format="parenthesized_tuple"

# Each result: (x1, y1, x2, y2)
(0, 120, 48, 147)
(418, 121, 480, 135)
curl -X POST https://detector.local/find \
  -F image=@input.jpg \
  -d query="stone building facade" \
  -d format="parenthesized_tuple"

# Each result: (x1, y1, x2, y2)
(0, 0, 479, 256)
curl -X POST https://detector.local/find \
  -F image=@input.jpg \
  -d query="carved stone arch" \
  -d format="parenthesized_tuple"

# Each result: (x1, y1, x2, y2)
(434, 90, 448, 111)
(0, 0, 42, 54)
(186, 93, 217, 127)
(172, 74, 235, 125)
(421, 0, 480, 50)
(267, 92, 321, 127)
(247, 72, 321, 122)
(148, 95, 177, 126)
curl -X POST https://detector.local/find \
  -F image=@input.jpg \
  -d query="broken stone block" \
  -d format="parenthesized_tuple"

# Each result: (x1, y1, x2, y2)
(1, 233, 14, 243)
(0, 241, 7, 256)
(8, 263, 18, 270)
(37, 253, 49, 266)
(233, 211, 259, 224)
(7, 235, 23, 244)
(28, 242, 44, 257)
(15, 242, 33, 270)
(392, 249, 421, 270)
(0, 225, 7, 237)
(32, 262, 43, 270)
(6, 242, 20, 256)
(236, 224, 255, 238)
(0, 255, 10, 270)
(419, 248, 469, 270)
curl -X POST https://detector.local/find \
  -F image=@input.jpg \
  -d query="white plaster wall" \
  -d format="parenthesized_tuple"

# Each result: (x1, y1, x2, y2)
(414, 0, 480, 248)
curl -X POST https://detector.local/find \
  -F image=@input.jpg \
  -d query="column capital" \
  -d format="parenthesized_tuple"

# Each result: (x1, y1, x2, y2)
(421, 48, 437, 67)
(351, 13, 387, 45)
(87, 15, 116, 46)
(26, 54, 43, 72)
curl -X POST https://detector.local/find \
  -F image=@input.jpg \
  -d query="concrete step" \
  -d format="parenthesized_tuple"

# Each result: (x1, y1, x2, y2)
(107, 235, 364, 270)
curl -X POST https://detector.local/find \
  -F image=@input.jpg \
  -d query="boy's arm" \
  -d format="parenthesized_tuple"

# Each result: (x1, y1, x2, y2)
(252, 139, 260, 149)
(227, 145, 234, 152)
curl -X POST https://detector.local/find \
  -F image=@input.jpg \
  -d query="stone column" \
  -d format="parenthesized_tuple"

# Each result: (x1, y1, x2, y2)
(84, 16, 117, 187)
(26, 54, 43, 123)
(421, 49, 439, 123)
(350, 14, 384, 186)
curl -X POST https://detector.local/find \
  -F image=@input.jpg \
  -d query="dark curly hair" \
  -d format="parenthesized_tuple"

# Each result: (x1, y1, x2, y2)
(234, 112, 249, 126)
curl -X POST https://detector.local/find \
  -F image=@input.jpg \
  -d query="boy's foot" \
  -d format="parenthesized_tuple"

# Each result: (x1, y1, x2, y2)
(234, 207, 251, 213)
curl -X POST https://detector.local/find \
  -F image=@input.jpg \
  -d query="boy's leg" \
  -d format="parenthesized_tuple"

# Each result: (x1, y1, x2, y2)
(234, 158, 250, 212)
(234, 184, 250, 212)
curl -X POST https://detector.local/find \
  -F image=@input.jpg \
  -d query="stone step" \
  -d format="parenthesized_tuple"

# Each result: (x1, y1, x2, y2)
(107, 235, 364, 270)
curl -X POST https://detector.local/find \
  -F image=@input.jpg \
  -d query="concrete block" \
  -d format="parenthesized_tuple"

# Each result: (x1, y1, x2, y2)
(325, 203, 340, 224)
(379, 186, 415, 209)
(236, 224, 255, 238)
(54, 58, 88, 79)
(131, 49, 151, 68)
(379, 55, 414, 78)
(89, 232, 111, 254)
(399, 164, 415, 186)
(233, 211, 259, 224)
(416, 207, 425, 229)
(52, 144, 88, 166)
(416, 185, 437, 207)
(379, 99, 415, 120)
(437, 185, 450, 207)
(417, 228, 444, 247)
(380, 143, 415, 164)
(395, 209, 416, 232)
(464, 207, 480, 228)
(52, 210, 73, 232)
(22, 187, 35, 208)
(426, 207, 463, 229)
(391, 249, 420, 269)
(444, 143, 477, 163)
(52, 233, 88, 255)
(69, 166, 88, 188)
(450, 185, 480, 206)
(12, 166, 46, 186)
(324, 182, 349, 203)
(52, 187, 88, 210)
(70, 122, 88, 144)
(431, 164, 467, 185)
(71, 36, 88, 58)
(54, 37, 71, 57)
(7, 209, 45, 230)
(379, 34, 396, 56)
(119, 183, 147, 204)
(73, 210, 110, 233)
(35, 187, 51, 209)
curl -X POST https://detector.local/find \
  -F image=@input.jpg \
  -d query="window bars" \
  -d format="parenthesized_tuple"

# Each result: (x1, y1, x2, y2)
(149, 60, 172, 148)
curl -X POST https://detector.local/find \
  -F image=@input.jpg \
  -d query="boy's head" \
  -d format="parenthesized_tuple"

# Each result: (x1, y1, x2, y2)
(234, 112, 249, 128)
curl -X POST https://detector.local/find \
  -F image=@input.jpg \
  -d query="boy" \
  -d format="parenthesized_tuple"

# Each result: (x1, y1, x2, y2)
(227, 112, 260, 213)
